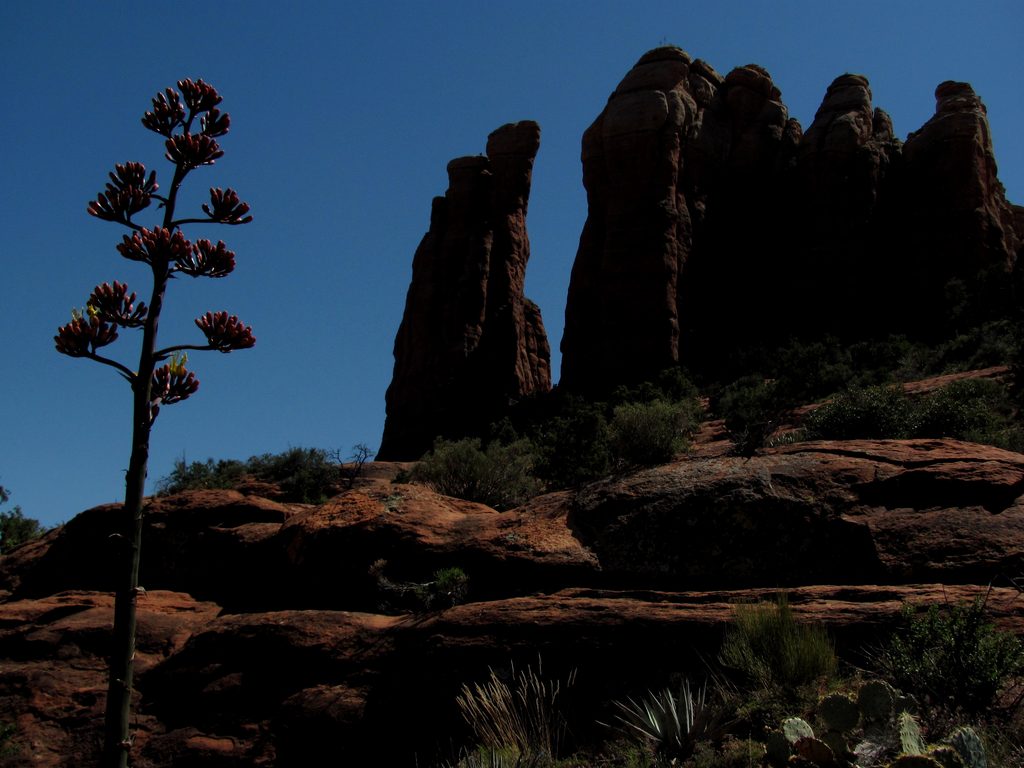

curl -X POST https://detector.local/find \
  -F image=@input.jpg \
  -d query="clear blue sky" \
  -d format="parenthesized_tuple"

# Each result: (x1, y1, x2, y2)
(3, 1, 1022, 528)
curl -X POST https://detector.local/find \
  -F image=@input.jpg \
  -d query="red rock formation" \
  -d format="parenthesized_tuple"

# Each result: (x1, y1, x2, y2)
(3, 583, 1021, 765)
(561, 48, 1023, 390)
(891, 81, 1023, 330)
(378, 121, 551, 460)
(561, 48, 801, 390)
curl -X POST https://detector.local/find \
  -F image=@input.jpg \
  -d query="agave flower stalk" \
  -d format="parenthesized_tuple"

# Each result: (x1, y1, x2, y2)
(55, 78, 254, 768)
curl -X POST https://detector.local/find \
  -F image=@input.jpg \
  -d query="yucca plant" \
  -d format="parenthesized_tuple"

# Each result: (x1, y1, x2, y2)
(609, 678, 726, 760)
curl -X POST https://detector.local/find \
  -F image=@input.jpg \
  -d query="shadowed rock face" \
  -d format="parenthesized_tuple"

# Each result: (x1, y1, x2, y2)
(561, 48, 1023, 392)
(378, 121, 550, 460)
(4, 434, 1024, 764)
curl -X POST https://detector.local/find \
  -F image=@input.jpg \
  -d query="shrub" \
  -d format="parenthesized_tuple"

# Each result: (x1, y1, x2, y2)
(456, 660, 577, 761)
(802, 385, 915, 440)
(719, 593, 836, 691)
(609, 399, 694, 467)
(156, 456, 246, 494)
(0, 508, 45, 554)
(0, 485, 45, 554)
(410, 438, 542, 510)
(873, 596, 1024, 714)
(715, 376, 792, 455)
(370, 560, 469, 613)
(246, 446, 340, 503)
(913, 378, 1011, 443)
(158, 447, 343, 503)
(530, 397, 612, 488)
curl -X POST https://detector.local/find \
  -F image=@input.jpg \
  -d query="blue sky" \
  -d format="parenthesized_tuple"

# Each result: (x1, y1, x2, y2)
(3, 1, 1022, 528)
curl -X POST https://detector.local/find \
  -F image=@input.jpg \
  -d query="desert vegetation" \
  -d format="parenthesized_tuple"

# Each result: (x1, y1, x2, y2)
(431, 593, 1024, 767)
(0, 485, 44, 555)
(53, 77, 255, 768)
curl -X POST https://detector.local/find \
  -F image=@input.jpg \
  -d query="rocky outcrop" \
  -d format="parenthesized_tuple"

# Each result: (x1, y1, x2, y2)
(561, 48, 1023, 390)
(378, 121, 551, 460)
(4, 429, 1024, 763)
(3, 583, 1021, 766)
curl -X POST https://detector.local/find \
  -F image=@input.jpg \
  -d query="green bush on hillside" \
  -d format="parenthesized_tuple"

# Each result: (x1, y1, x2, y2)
(719, 593, 837, 691)
(609, 399, 694, 466)
(803, 377, 1023, 448)
(801, 385, 914, 440)
(873, 597, 1024, 714)
(715, 376, 793, 455)
(530, 397, 613, 488)
(410, 438, 542, 510)
(157, 446, 343, 503)
(0, 485, 45, 554)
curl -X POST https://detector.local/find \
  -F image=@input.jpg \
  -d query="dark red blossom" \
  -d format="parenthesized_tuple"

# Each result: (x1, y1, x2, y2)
(54, 315, 118, 357)
(165, 133, 223, 168)
(117, 228, 191, 266)
(195, 311, 255, 352)
(175, 239, 235, 278)
(142, 88, 186, 136)
(177, 78, 222, 113)
(87, 162, 158, 223)
(88, 282, 148, 328)
(151, 363, 199, 406)
(202, 188, 252, 224)
(201, 108, 230, 137)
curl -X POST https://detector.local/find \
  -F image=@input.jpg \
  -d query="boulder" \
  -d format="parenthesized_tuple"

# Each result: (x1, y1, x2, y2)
(0, 490, 297, 611)
(0, 590, 219, 768)
(571, 438, 1024, 588)
(378, 121, 551, 460)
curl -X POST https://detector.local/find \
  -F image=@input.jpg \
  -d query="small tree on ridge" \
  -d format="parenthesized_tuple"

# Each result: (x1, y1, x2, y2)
(54, 78, 255, 768)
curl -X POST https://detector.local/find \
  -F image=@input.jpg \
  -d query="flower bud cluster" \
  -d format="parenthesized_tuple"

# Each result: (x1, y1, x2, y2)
(87, 162, 158, 224)
(117, 227, 191, 266)
(151, 363, 199, 414)
(196, 311, 256, 352)
(87, 282, 148, 328)
(142, 88, 186, 136)
(165, 133, 224, 169)
(54, 315, 118, 357)
(202, 188, 252, 224)
(176, 239, 236, 278)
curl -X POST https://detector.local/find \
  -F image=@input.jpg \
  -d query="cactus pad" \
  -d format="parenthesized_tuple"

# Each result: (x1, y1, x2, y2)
(795, 736, 834, 764)
(927, 745, 966, 768)
(819, 692, 859, 732)
(947, 726, 986, 768)
(782, 717, 815, 743)
(858, 680, 895, 722)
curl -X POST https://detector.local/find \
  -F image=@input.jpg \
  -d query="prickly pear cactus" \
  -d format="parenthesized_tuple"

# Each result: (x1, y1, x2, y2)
(898, 711, 925, 755)
(946, 726, 986, 768)
(820, 692, 860, 733)
(858, 680, 896, 723)
(795, 736, 835, 765)
(783, 717, 815, 743)
(927, 745, 966, 768)
(820, 729, 848, 758)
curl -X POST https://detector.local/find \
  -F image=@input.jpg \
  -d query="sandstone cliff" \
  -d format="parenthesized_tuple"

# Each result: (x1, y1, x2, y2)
(378, 121, 551, 460)
(561, 47, 1023, 392)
